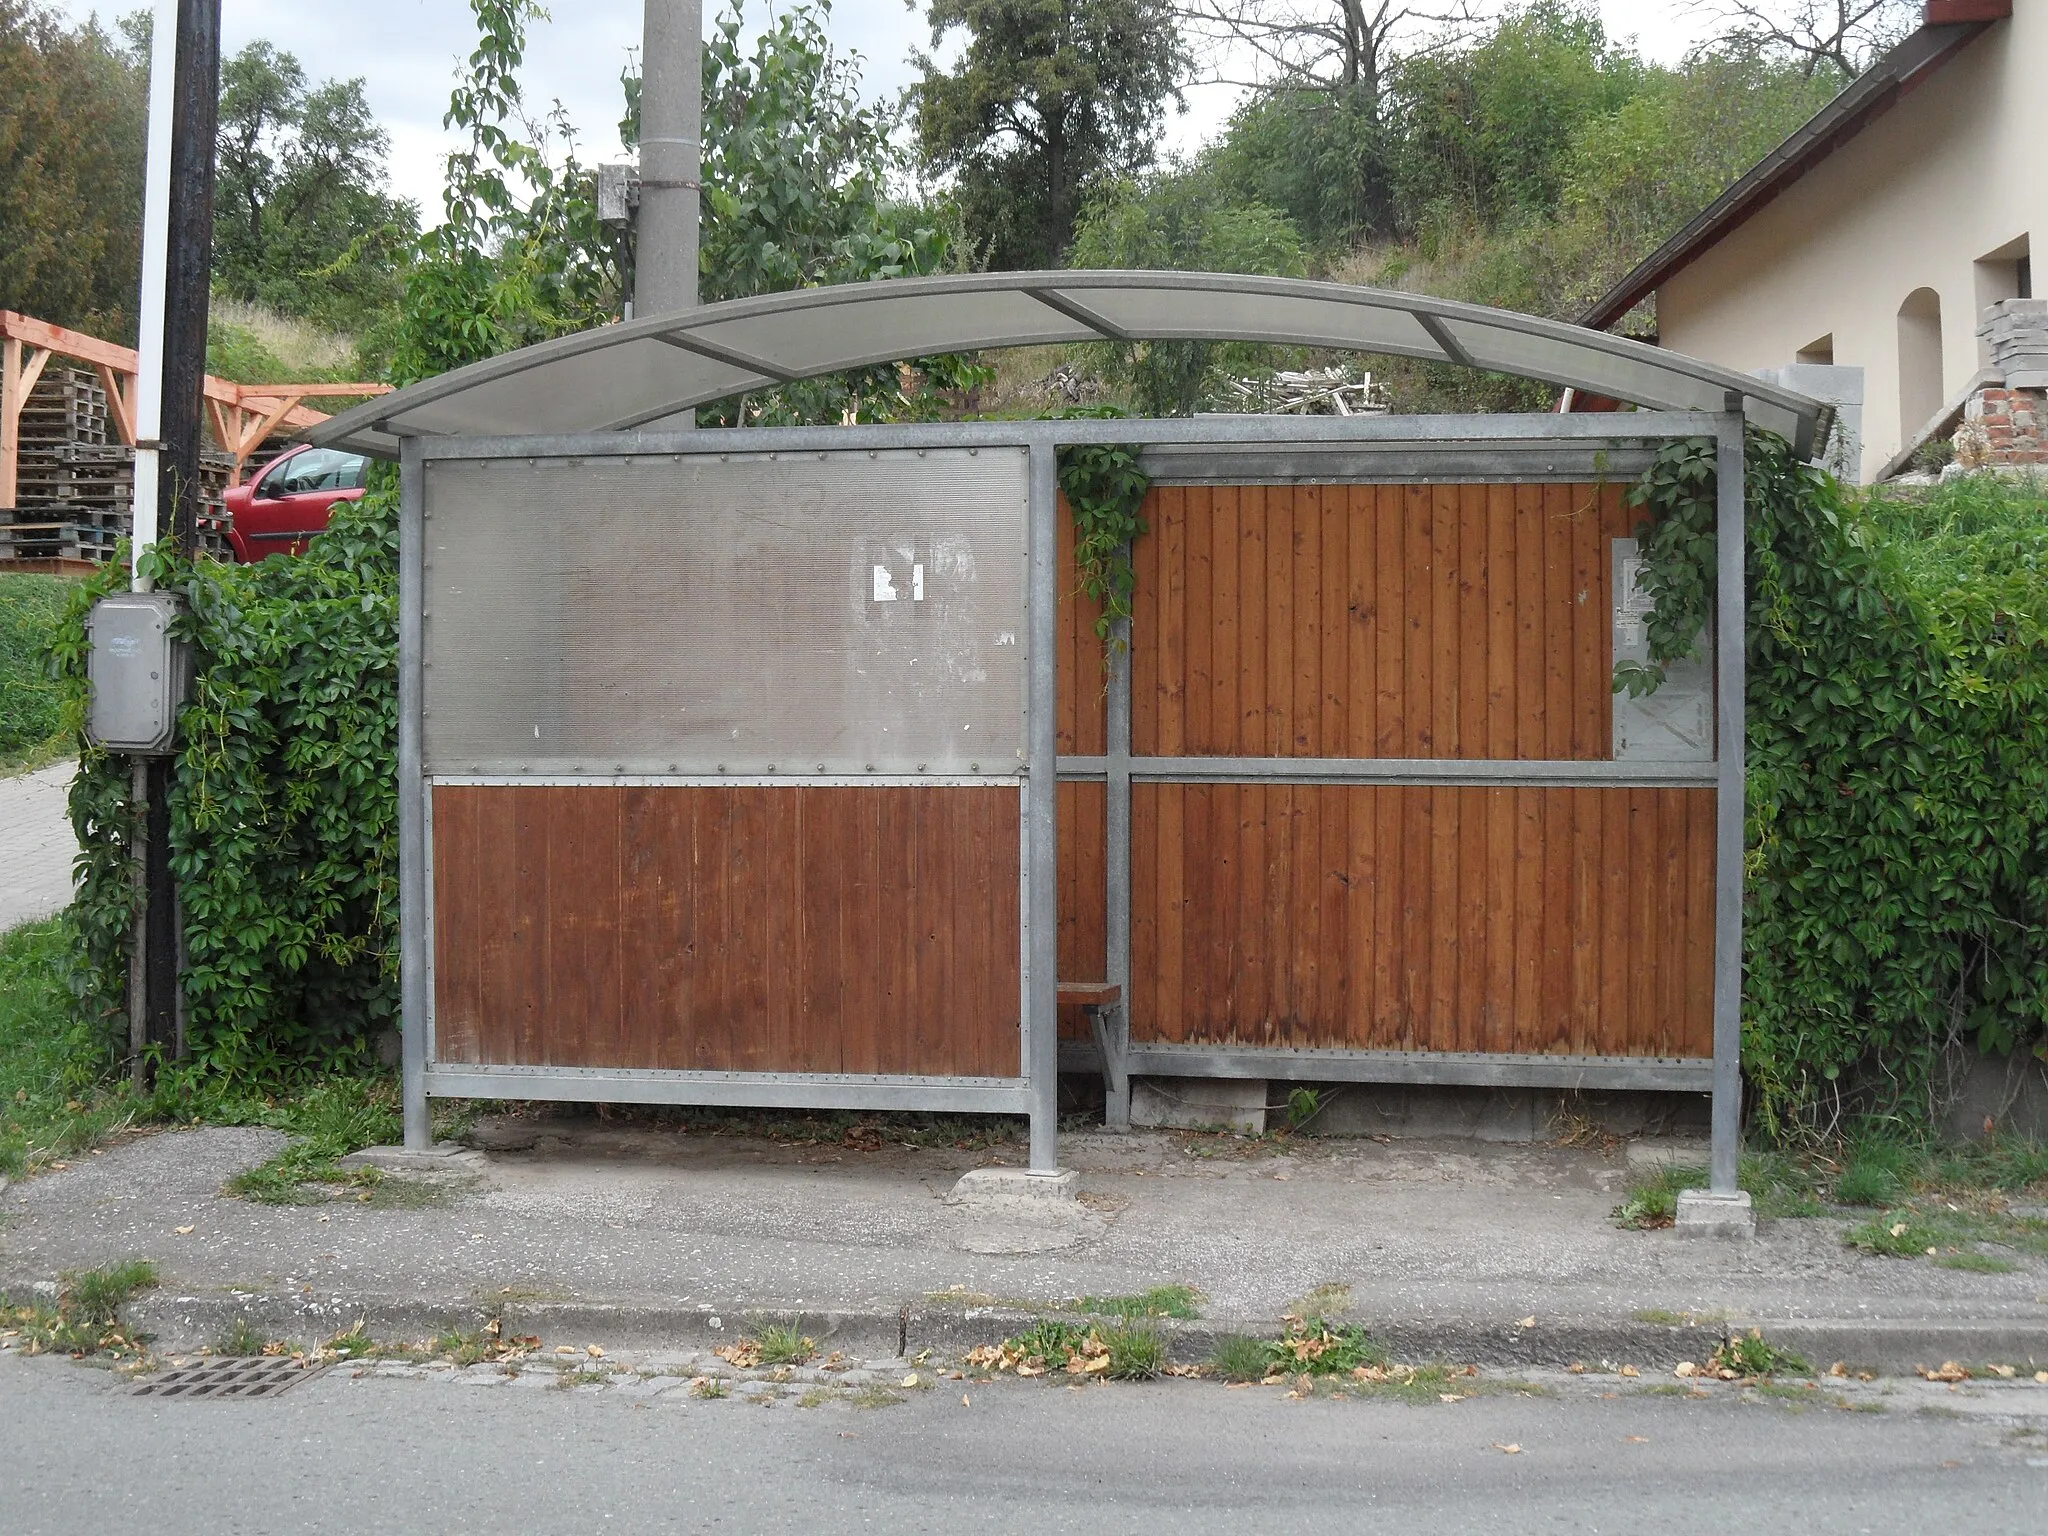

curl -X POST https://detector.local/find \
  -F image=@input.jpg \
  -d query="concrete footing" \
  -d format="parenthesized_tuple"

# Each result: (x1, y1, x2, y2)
(339, 1144, 486, 1174)
(1130, 1076, 1268, 1133)
(1673, 1188, 1755, 1238)
(946, 1167, 1078, 1206)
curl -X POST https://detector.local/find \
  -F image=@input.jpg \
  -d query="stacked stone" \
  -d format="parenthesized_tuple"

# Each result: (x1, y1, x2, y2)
(1980, 298, 2048, 388)
(1964, 300, 2048, 469)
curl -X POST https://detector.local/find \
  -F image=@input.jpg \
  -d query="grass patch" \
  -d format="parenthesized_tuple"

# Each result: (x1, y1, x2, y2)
(1102, 1323, 1165, 1380)
(1709, 1328, 1812, 1380)
(0, 917, 138, 1179)
(966, 1317, 1168, 1379)
(0, 572, 69, 769)
(1844, 1199, 2048, 1263)
(1268, 1316, 1388, 1376)
(1070, 1284, 1202, 1321)
(3, 1259, 157, 1361)
(1936, 1251, 2020, 1274)
(754, 1323, 816, 1366)
(213, 1315, 269, 1356)
(1209, 1333, 1271, 1383)
(218, 1079, 403, 1204)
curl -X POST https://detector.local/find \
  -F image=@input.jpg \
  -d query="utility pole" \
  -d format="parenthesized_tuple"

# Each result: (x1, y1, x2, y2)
(637, 0, 703, 320)
(125, 0, 221, 1076)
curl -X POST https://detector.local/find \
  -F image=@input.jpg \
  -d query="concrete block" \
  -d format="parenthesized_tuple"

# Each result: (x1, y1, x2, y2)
(1130, 1076, 1267, 1133)
(339, 1144, 487, 1173)
(947, 1168, 1078, 1205)
(1624, 1137, 1713, 1172)
(1673, 1188, 1754, 1239)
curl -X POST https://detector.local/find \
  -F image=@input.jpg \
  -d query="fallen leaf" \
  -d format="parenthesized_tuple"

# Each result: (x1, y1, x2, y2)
(1492, 1443, 1521, 1455)
(1827, 1361, 1847, 1378)
(1567, 1362, 1587, 1374)
(960, 1395, 970, 1407)
(1619, 1364, 1640, 1378)
(1673, 1362, 1697, 1378)
(901, 1373, 919, 1388)
(1438, 1393, 1464, 1403)
(585, 1345, 604, 1359)
(554, 1345, 578, 1356)
(1516, 1316, 1536, 1329)
(1921, 1361, 1970, 1383)
(174, 1225, 194, 1236)
(1988, 1365, 2016, 1379)
(1890, 1223, 1909, 1238)
(2036, 1371, 2048, 1384)
(1625, 1436, 1649, 1444)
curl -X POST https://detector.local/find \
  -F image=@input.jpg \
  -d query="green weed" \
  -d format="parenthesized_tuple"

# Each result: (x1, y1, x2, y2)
(1208, 1334, 1271, 1383)
(0, 1259, 158, 1362)
(1845, 1199, 2048, 1262)
(1102, 1323, 1165, 1380)
(1071, 1284, 1202, 1321)
(214, 1316, 268, 1356)
(1709, 1329, 1812, 1380)
(66, 1259, 157, 1325)
(1936, 1252, 2019, 1274)
(325, 1321, 375, 1358)
(755, 1323, 816, 1366)
(1268, 1317, 1388, 1376)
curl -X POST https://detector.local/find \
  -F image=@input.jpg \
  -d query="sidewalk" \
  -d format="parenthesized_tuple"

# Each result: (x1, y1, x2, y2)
(0, 761, 77, 931)
(4, 1116, 2044, 1373)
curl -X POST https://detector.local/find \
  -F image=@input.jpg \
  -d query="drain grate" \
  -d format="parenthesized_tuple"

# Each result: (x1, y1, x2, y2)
(131, 1356, 329, 1399)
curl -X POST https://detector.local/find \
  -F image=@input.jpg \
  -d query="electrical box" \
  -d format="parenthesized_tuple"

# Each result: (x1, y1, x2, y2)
(86, 593, 189, 754)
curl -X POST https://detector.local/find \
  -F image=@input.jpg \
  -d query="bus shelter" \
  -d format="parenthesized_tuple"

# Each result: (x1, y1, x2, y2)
(309, 272, 1826, 1201)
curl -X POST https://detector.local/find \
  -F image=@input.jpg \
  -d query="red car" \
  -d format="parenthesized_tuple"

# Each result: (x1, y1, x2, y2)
(222, 443, 369, 562)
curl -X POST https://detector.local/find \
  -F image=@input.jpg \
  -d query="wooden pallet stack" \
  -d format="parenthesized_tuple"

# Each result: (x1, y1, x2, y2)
(1, 365, 235, 564)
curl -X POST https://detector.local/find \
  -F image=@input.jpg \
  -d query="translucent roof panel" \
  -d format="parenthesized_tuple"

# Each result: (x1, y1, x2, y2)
(311, 271, 1823, 458)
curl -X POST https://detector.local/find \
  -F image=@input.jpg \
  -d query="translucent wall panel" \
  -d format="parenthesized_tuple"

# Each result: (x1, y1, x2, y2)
(421, 448, 1029, 775)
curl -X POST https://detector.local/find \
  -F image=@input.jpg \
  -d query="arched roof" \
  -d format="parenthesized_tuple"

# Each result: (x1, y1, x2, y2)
(310, 270, 1825, 458)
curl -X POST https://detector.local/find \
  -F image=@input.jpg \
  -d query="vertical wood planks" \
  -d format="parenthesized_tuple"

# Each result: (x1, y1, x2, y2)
(432, 785, 1020, 1077)
(1128, 784, 1714, 1057)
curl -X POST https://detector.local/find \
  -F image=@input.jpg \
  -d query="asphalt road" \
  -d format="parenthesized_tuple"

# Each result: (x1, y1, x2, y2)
(5, 1354, 2045, 1535)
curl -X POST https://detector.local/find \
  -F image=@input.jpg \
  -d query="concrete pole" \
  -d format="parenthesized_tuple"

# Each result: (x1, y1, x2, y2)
(638, 0, 703, 319)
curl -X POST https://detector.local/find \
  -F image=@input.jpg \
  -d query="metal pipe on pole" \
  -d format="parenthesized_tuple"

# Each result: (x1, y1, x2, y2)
(637, 0, 703, 321)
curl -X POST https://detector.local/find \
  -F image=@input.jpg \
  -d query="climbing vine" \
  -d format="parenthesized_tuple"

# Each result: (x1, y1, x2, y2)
(1053, 409, 1152, 646)
(54, 484, 401, 1086)
(1626, 433, 2048, 1138)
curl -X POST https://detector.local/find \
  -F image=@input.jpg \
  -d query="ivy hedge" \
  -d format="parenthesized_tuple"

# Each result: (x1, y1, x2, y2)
(50, 440, 2048, 1135)
(54, 482, 400, 1087)
(1629, 436, 2048, 1137)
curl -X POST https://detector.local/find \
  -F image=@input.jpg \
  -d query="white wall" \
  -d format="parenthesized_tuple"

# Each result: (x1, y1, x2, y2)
(1654, 10, 2044, 480)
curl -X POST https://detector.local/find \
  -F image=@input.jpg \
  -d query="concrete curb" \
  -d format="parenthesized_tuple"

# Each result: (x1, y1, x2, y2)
(8, 1281, 2034, 1377)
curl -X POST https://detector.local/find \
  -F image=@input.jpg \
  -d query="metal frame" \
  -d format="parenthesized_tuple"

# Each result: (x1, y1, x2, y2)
(310, 271, 1825, 461)
(396, 408, 1754, 1187)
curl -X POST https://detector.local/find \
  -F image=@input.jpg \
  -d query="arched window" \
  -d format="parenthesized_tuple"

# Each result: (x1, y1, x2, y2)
(1897, 287, 1943, 443)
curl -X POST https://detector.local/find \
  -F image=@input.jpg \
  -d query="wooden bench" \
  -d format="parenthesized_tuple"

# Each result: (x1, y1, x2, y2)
(1058, 982, 1130, 1130)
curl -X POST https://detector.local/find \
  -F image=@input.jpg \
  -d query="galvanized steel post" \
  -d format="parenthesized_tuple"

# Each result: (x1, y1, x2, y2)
(1103, 594, 1134, 1130)
(1710, 394, 1747, 1197)
(1026, 443, 1061, 1171)
(398, 440, 431, 1150)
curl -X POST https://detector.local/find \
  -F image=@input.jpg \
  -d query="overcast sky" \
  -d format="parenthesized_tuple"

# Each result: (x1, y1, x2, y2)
(52, 1, 1725, 217)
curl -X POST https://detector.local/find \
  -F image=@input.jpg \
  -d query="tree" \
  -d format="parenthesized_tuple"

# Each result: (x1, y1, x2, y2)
(625, 1, 951, 304)
(1386, 1, 1645, 227)
(0, 1, 147, 339)
(914, 0, 1185, 269)
(1680, 0, 1919, 78)
(212, 41, 417, 332)
(1068, 169, 1306, 411)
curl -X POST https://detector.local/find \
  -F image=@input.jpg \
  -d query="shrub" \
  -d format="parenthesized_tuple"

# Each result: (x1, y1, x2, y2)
(1628, 443, 2048, 1137)
(0, 572, 68, 764)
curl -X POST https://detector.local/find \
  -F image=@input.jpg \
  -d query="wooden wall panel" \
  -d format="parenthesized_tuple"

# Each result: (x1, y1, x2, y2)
(432, 784, 1020, 1078)
(1130, 481, 1639, 759)
(1129, 783, 1715, 1058)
